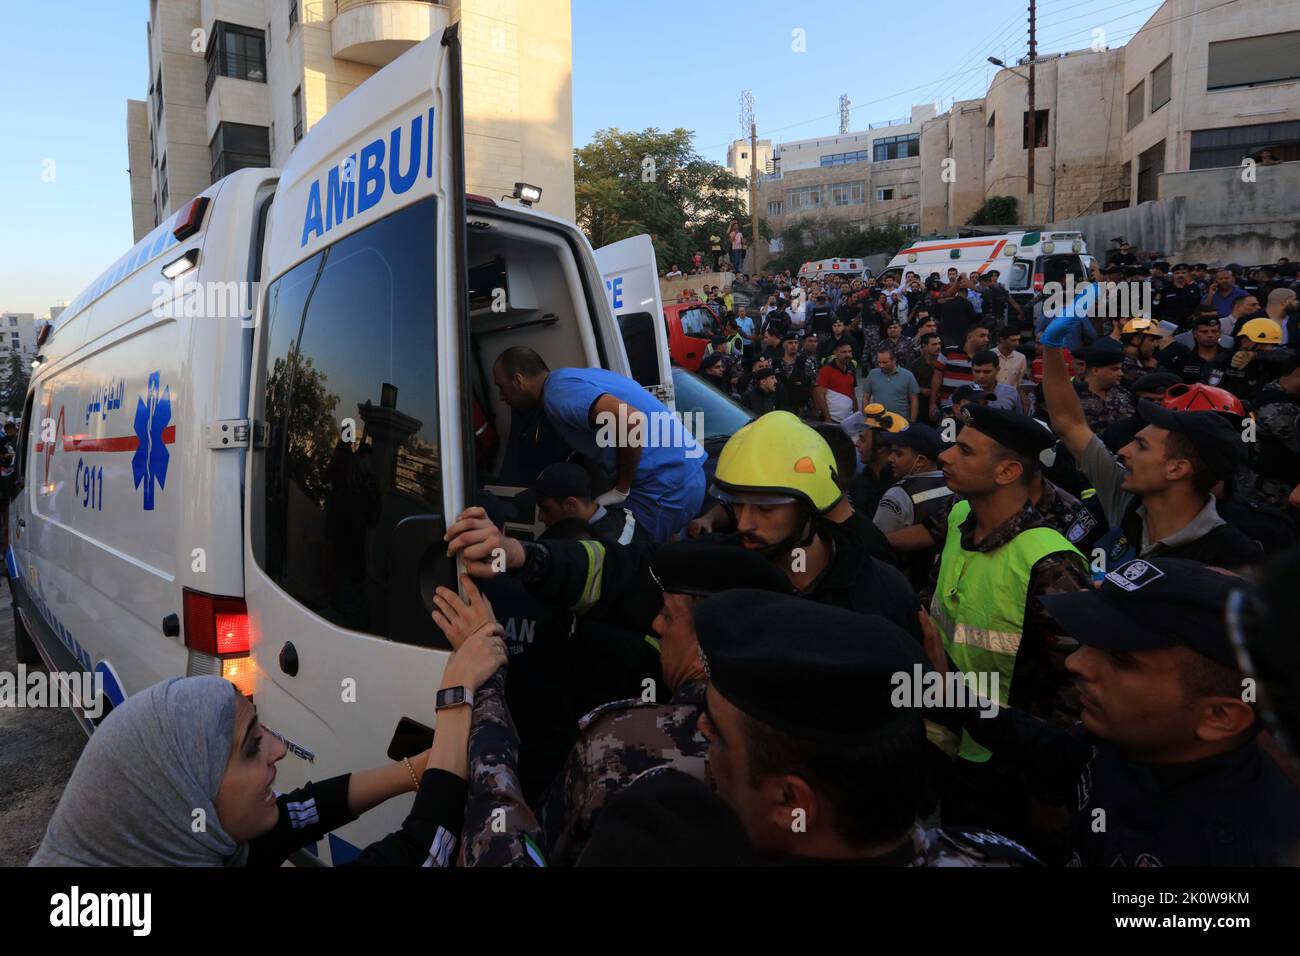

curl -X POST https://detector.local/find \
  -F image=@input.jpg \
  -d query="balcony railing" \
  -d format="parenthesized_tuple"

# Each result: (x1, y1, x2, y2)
(335, 0, 443, 13)
(206, 51, 268, 98)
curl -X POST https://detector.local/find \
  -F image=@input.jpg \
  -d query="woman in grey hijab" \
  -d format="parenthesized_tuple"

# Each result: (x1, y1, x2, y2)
(32, 612, 506, 867)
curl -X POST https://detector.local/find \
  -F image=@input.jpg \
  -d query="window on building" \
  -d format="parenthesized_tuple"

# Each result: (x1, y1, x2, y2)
(205, 22, 268, 97)
(1126, 81, 1145, 132)
(293, 88, 304, 143)
(830, 181, 864, 206)
(875, 187, 895, 202)
(9, 317, 16, 327)
(986, 114, 996, 163)
(741, 151, 748, 160)
(872, 135, 919, 162)
(1207, 32, 1300, 91)
(154, 71, 163, 123)
(767, 200, 784, 216)
(288, 0, 299, 30)
(258, 197, 443, 646)
(11, 332, 19, 344)
(1022, 109, 1049, 149)
(1190, 120, 1300, 169)
(1150, 57, 1172, 113)
(1136, 140, 1165, 204)
(160, 155, 168, 208)
(820, 149, 871, 167)
(787, 186, 824, 210)
(210, 122, 272, 183)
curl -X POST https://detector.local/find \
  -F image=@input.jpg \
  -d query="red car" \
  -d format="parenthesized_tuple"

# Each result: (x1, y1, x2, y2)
(664, 301, 723, 371)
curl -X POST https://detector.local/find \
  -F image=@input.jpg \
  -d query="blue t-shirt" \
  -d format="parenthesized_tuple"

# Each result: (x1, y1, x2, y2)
(1209, 286, 1247, 318)
(735, 315, 756, 344)
(542, 368, 703, 504)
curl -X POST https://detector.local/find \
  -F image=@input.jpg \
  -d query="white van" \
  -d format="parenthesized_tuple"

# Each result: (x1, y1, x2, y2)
(798, 257, 866, 280)
(881, 231, 1090, 307)
(8, 27, 671, 863)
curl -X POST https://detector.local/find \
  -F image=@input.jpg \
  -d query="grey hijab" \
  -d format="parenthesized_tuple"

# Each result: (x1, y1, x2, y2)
(30, 676, 248, 867)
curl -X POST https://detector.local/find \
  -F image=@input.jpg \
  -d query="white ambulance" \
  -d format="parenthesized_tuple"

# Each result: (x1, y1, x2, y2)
(8, 27, 670, 863)
(797, 257, 867, 280)
(881, 230, 1090, 306)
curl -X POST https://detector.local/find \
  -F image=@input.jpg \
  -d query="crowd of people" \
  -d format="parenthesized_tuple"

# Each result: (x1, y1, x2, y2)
(28, 248, 1300, 869)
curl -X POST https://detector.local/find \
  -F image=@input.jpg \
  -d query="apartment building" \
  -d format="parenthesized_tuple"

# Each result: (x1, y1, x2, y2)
(755, 105, 937, 242)
(919, 0, 1300, 233)
(0, 313, 41, 360)
(127, 0, 575, 242)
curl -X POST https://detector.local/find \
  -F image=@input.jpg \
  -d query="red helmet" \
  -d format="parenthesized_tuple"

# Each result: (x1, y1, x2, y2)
(1162, 382, 1246, 418)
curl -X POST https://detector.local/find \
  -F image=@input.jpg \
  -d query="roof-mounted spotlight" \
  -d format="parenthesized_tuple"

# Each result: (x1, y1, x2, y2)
(512, 182, 542, 207)
(161, 249, 199, 280)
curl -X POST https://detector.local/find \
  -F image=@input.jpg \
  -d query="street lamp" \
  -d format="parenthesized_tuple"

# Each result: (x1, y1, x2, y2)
(987, 57, 1030, 81)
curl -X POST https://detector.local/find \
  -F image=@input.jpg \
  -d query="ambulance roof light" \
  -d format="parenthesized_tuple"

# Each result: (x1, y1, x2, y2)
(512, 182, 542, 207)
(173, 196, 209, 242)
(161, 250, 199, 280)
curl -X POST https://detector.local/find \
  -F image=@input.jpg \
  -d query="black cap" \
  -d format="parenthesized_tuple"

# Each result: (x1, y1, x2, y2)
(699, 352, 726, 371)
(649, 543, 793, 598)
(963, 405, 1057, 459)
(1132, 371, 1181, 394)
(695, 591, 924, 742)
(1040, 558, 1241, 668)
(576, 769, 757, 867)
(1082, 347, 1124, 368)
(881, 423, 944, 460)
(951, 384, 992, 405)
(1136, 400, 1244, 479)
(532, 462, 592, 500)
(753, 366, 778, 381)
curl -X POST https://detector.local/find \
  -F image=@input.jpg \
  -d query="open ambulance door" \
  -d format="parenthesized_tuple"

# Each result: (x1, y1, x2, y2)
(593, 235, 675, 410)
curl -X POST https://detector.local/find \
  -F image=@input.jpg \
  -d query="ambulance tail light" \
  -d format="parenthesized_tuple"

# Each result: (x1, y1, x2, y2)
(183, 588, 251, 655)
(173, 196, 210, 242)
(1033, 273, 1045, 293)
(466, 194, 497, 206)
(221, 655, 257, 697)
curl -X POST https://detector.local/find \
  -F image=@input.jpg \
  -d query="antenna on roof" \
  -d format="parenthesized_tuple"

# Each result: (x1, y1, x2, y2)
(839, 94, 851, 134)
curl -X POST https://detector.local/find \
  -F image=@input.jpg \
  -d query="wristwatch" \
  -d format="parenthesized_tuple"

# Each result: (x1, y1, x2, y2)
(435, 685, 474, 711)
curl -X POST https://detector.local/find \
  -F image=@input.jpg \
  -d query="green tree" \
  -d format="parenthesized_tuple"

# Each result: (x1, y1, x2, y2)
(2, 351, 30, 417)
(764, 215, 912, 275)
(574, 128, 750, 272)
(265, 347, 340, 508)
(966, 196, 1020, 226)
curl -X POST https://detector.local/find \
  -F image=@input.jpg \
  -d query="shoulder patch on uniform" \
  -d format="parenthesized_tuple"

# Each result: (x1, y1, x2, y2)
(940, 828, 1042, 865)
(578, 697, 650, 730)
(1066, 510, 1097, 543)
(1105, 559, 1165, 591)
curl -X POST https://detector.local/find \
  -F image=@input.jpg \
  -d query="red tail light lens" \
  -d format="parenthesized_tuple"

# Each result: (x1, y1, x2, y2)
(1033, 273, 1045, 292)
(183, 588, 251, 655)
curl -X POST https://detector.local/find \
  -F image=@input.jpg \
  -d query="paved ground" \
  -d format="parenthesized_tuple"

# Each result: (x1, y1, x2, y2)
(0, 579, 87, 866)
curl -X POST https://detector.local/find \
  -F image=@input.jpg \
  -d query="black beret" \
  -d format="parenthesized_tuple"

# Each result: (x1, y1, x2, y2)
(963, 405, 1057, 460)
(951, 384, 991, 405)
(699, 352, 726, 371)
(754, 366, 779, 381)
(695, 590, 924, 741)
(1136, 400, 1244, 479)
(650, 544, 793, 599)
(1040, 557, 1246, 669)
(576, 769, 757, 867)
(1132, 371, 1181, 394)
(1082, 347, 1124, 367)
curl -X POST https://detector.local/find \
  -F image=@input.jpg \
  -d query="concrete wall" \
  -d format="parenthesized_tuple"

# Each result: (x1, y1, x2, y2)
(127, 100, 154, 241)
(1049, 161, 1300, 264)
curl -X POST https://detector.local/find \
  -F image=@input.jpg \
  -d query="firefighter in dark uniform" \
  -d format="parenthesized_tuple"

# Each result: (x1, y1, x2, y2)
(959, 557, 1300, 866)
(514, 461, 646, 545)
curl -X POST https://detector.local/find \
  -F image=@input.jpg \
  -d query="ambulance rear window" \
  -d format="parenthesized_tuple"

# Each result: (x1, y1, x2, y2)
(257, 197, 445, 646)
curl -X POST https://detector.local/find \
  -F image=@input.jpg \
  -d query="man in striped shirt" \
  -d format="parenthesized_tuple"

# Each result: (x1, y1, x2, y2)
(930, 323, 991, 421)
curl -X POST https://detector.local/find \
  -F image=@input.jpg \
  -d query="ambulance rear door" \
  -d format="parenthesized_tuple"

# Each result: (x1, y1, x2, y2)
(594, 235, 674, 409)
(242, 25, 470, 862)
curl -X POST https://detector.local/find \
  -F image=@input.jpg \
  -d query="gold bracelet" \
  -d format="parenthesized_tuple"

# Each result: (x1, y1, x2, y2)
(402, 757, 420, 792)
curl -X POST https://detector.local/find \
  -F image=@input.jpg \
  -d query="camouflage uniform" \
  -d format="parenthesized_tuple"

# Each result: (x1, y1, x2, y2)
(1121, 354, 1157, 391)
(778, 824, 1040, 866)
(1249, 384, 1300, 507)
(539, 679, 708, 866)
(1074, 379, 1136, 434)
(460, 671, 546, 867)
(926, 500, 1092, 723)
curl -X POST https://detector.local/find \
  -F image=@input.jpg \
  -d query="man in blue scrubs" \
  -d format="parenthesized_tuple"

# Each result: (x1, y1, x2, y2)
(492, 347, 706, 542)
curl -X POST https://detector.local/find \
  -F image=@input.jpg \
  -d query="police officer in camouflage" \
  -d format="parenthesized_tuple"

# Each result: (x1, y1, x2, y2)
(696, 591, 1041, 866)
(538, 543, 792, 865)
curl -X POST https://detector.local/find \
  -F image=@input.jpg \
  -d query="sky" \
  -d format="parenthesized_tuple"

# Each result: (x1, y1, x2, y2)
(0, 0, 1165, 316)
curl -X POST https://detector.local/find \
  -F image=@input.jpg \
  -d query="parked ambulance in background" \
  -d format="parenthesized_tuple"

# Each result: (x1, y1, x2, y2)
(882, 230, 1090, 310)
(798, 257, 867, 280)
(8, 27, 673, 864)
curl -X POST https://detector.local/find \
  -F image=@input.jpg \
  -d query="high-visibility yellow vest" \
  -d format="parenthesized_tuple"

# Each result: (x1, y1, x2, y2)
(930, 500, 1086, 762)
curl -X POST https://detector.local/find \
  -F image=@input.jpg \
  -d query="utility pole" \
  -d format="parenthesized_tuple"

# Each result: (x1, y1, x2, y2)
(1027, 0, 1037, 225)
(740, 89, 761, 273)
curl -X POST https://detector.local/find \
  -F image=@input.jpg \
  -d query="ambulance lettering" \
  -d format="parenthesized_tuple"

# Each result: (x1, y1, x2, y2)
(301, 108, 436, 247)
